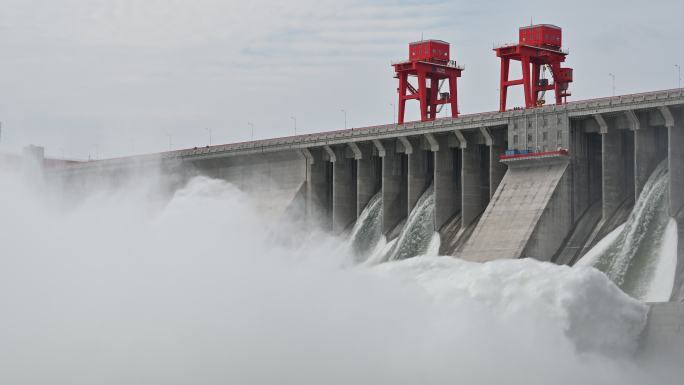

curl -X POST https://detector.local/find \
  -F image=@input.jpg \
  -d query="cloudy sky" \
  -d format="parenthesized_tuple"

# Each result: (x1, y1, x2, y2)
(0, 0, 682, 159)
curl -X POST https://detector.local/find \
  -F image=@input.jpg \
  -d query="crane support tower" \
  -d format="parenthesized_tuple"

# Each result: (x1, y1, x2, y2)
(494, 24, 573, 112)
(393, 40, 463, 124)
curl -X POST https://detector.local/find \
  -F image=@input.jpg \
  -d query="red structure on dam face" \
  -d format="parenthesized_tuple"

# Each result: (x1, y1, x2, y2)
(494, 24, 573, 112)
(393, 40, 463, 124)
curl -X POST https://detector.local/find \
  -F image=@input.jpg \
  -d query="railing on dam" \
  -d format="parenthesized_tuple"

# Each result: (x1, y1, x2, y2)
(499, 149, 569, 162)
(51, 88, 684, 171)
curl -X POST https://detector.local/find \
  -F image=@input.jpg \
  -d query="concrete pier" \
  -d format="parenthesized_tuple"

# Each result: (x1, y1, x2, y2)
(461, 131, 490, 228)
(405, 137, 432, 214)
(600, 118, 633, 220)
(434, 134, 461, 230)
(523, 163, 573, 260)
(634, 114, 667, 199)
(355, 143, 381, 217)
(382, 140, 407, 235)
(488, 129, 507, 200)
(664, 107, 684, 217)
(330, 146, 357, 233)
(307, 148, 332, 230)
(460, 156, 570, 262)
(665, 106, 684, 300)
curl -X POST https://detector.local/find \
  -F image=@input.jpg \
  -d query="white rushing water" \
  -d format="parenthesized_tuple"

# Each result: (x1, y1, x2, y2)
(0, 167, 678, 384)
(386, 184, 440, 261)
(348, 191, 384, 263)
(578, 161, 678, 302)
(350, 184, 440, 264)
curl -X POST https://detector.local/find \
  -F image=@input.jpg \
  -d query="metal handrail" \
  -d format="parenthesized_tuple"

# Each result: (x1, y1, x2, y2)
(391, 59, 464, 70)
(492, 41, 569, 55)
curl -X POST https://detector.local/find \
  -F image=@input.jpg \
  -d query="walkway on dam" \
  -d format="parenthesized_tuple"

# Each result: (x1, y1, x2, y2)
(50, 88, 684, 172)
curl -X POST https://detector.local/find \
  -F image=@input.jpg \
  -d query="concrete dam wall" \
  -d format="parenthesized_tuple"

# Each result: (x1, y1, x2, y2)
(460, 156, 570, 262)
(53, 89, 684, 264)
(50, 89, 684, 348)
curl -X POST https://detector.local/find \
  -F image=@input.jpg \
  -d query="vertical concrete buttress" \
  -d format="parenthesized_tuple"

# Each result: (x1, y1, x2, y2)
(434, 134, 460, 230)
(633, 110, 667, 200)
(664, 106, 684, 217)
(632, 112, 653, 199)
(661, 106, 684, 301)
(306, 147, 331, 230)
(461, 131, 490, 228)
(405, 137, 431, 214)
(488, 129, 507, 199)
(330, 146, 357, 233)
(382, 140, 407, 234)
(355, 143, 380, 216)
(599, 115, 628, 220)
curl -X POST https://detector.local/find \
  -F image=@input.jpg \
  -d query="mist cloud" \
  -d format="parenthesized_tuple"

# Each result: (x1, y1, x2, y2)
(0, 169, 678, 384)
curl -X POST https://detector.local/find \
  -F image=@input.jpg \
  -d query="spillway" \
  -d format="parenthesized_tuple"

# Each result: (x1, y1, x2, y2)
(349, 185, 440, 263)
(577, 161, 678, 302)
(348, 191, 384, 263)
(385, 184, 440, 261)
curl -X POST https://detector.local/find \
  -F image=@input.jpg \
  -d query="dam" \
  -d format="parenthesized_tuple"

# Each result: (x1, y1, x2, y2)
(26, 23, 684, 357)
(43, 87, 684, 354)
(51, 88, 684, 263)
(3, 5, 684, 380)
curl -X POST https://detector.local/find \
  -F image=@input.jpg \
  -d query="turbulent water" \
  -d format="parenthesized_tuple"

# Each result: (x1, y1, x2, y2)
(385, 184, 440, 261)
(348, 191, 384, 262)
(578, 161, 677, 302)
(0, 166, 681, 384)
(349, 184, 440, 263)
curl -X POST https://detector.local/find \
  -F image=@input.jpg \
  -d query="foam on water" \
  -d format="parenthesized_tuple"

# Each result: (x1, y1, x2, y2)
(0, 168, 673, 384)
(374, 257, 647, 355)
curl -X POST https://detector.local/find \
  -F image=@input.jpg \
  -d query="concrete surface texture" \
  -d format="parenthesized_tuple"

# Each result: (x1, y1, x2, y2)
(209, 151, 307, 218)
(459, 157, 569, 262)
(433, 135, 461, 231)
(355, 143, 381, 217)
(331, 146, 357, 233)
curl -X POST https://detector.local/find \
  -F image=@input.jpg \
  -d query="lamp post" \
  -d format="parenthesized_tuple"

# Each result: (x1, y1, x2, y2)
(389, 103, 395, 124)
(248, 122, 254, 140)
(609, 73, 616, 96)
(341, 109, 347, 130)
(676, 64, 681, 88)
(290, 116, 297, 135)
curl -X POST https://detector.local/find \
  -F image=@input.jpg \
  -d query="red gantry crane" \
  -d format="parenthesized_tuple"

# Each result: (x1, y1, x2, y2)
(495, 24, 573, 112)
(393, 40, 463, 124)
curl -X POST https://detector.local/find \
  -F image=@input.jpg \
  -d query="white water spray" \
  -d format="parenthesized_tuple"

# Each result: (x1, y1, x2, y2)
(386, 184, 440, 261)
(0, 167, 675, 384)
(578, 161, 677, 302)
(348, 191, 384, 263)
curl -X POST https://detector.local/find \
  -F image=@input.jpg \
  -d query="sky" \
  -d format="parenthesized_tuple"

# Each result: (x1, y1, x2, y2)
(0, 0, 682, 160)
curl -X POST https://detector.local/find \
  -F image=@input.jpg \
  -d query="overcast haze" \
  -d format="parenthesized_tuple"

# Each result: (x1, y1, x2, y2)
(0, 0, 682, 160)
